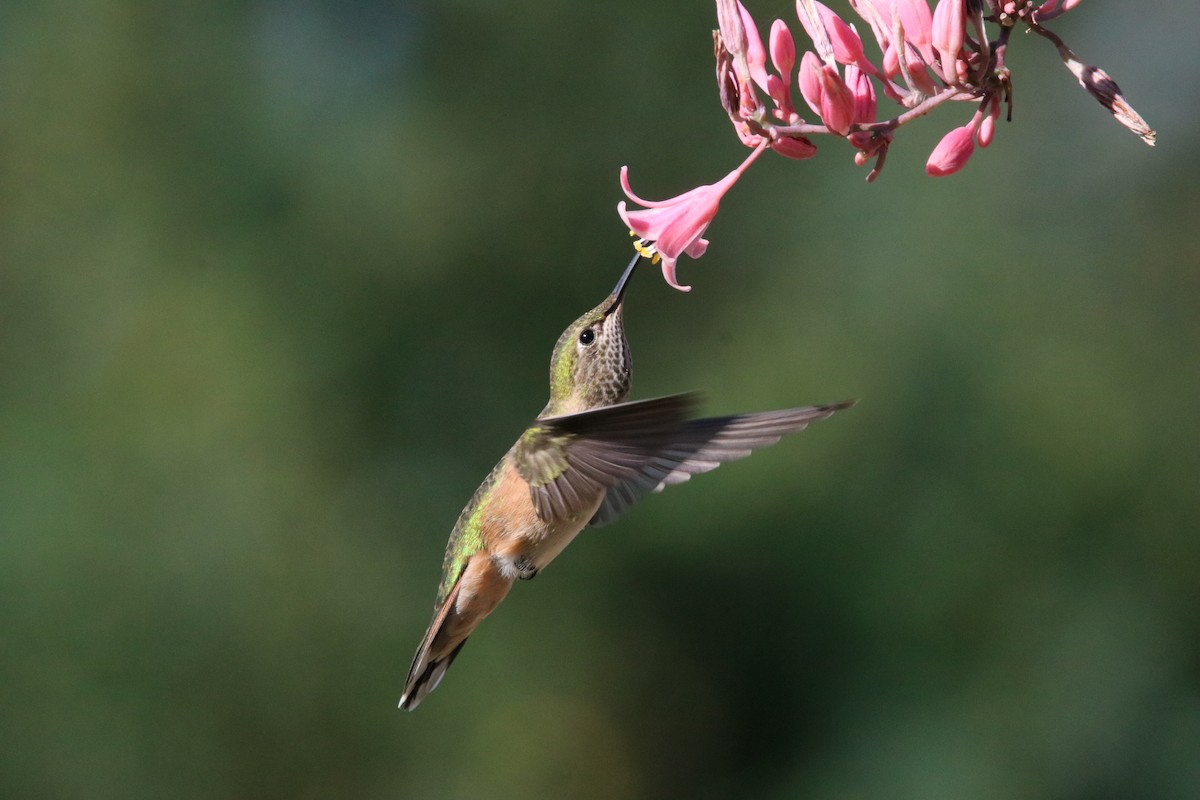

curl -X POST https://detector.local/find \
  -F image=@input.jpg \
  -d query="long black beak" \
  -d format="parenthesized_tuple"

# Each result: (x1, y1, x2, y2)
(604, 252, 641, 315)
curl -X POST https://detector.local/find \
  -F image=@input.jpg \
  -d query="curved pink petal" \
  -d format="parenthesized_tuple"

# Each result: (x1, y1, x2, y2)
(659, 256, 691, 292)
(619, 166, 675, 208)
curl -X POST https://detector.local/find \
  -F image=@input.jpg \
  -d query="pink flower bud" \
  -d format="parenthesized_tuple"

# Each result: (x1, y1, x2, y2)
(845, 63, 876, 124)
(931, 0, 966, 84)
(770, 19, 796, 80)
(978, 114, 995, 148)
(800, 51, 854, 135)
(739, 1, 770, 91)
(819, 65, 855, 136)
(895, 0, 935, 64)
(815, 1, 865, 67)
(771, 136, 818, 159)
(882, 42, 938, 96)
(799, 51, 824, 118)
(925, 121, 976, 177)
(766, 73, 793, 115)
(977, 95, 1000, 148)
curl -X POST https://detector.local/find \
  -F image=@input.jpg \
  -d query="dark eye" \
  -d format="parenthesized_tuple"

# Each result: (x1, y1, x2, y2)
(578, 328, 595, 346)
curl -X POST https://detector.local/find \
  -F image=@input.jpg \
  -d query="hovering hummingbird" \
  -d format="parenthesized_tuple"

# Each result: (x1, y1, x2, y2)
(399, 253, 853, 710)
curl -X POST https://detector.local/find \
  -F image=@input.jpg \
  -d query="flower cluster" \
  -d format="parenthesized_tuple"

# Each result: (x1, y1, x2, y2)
(619, 0, 1155, 291)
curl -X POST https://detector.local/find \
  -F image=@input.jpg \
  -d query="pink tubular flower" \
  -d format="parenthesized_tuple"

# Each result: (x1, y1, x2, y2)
(925, 113, 980, 176)
(618, 143, 768, 291)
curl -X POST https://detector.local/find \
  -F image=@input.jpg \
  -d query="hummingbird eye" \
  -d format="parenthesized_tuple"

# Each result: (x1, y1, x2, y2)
(578, 328, 595, 346)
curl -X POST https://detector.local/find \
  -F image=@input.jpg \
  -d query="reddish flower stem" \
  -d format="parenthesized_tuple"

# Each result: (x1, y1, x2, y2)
(771, 86, 972, 138)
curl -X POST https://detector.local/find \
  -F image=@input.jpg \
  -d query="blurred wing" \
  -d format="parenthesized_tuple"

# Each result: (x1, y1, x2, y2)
(515, 394, 698, 523)
(587, 400, 855, 527)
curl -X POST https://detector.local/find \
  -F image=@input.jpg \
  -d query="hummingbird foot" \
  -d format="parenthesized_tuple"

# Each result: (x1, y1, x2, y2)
(512, 554, 539, 581)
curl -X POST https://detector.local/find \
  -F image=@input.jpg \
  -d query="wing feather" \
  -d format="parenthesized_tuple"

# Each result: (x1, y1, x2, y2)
(588, 401, 855, 527)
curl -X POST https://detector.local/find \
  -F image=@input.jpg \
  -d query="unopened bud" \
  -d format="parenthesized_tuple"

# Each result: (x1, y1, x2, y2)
(926, 121, 977, 176)
(716, 0, 748, 57)
(770, 19, 796, 79)
(1063, 56, 1156, 146)
(772, 136, 818, 159)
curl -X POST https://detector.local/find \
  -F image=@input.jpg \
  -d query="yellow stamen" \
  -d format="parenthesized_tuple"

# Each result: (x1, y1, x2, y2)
(631, 236, 661, 264)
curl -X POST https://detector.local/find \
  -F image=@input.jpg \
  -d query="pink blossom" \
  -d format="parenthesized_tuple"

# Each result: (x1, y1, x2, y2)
(797, 1, 877, 75)
(849, 0, 933, 65)
(882, 42, 939, 95)
(848, 0, 935, 95)
(799, 52, 855, 136)
(618, 143, 768, 291)
(931, 0, 966, 84)
(892, 0, 935, 64)
(925, 114, 980, 176)
(818, 2, 867, 69)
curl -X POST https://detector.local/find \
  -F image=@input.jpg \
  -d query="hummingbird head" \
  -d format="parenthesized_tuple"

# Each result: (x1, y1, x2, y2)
(544, 254, 640, 415)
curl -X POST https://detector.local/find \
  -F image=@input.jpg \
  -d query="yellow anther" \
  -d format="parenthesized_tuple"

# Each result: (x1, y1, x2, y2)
(632, 237, 661, 264)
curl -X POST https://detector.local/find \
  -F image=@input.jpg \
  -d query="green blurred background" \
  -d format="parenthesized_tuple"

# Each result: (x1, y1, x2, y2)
(2, 1, 1197, 798)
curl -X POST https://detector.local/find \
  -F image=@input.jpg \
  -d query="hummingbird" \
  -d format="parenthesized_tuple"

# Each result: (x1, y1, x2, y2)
(399, 253, 853, 710)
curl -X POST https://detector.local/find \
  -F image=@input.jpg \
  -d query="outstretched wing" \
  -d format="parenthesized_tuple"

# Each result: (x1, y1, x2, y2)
(515, 395, 854, 525)
(587, 400, 855, 527)
(514, 394, 698, 523)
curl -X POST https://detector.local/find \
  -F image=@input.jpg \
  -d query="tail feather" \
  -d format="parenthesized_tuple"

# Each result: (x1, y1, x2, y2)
(399, 573, 465, 711)
(399, 554, 512, 710)
(399, 639, 468, 711)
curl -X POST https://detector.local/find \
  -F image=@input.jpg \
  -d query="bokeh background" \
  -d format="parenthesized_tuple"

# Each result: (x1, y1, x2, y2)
(3, 2, 1197, 798)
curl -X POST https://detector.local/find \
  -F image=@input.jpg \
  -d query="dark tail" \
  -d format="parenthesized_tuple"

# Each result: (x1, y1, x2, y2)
(399, 572, 467, 711)
(399, 639, 468, 711)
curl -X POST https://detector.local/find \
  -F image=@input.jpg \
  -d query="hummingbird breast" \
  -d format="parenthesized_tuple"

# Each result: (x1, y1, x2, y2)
(484, 455, 603, 580)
